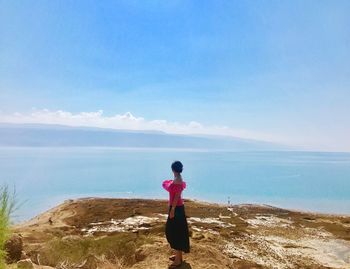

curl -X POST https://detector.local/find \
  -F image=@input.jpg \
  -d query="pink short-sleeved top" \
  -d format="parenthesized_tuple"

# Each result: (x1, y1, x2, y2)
(162, 179, 186, 206)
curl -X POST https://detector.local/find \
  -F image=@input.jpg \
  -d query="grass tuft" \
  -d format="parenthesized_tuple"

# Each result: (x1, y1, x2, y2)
(0, 185, 16, 269)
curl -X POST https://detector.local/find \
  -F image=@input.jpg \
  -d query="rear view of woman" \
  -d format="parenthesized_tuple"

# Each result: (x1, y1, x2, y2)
(162, 161, 190, 268)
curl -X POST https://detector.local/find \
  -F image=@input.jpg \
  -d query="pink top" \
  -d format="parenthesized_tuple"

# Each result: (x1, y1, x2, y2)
(162, 179, 187, 206)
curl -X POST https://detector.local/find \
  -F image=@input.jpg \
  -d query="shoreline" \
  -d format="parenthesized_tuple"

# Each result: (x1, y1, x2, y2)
(15, 195, 350, 225)
(12, 197, 350, 269)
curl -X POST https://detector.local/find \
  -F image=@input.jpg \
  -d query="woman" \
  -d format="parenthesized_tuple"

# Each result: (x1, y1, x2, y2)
(162, 160, 190, 268)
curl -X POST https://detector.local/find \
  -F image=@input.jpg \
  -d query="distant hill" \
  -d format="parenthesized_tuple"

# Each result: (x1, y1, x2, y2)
(0, 123, 288, 150)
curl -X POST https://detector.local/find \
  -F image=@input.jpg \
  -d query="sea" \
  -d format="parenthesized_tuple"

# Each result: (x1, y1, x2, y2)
(0, 147, 349, 222)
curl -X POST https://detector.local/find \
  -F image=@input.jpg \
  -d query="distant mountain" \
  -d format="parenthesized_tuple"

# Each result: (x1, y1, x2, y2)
(0, 123, 289, 150)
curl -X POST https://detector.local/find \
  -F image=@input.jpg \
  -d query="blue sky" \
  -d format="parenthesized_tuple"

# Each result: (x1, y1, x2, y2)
(1, 1, 350, 151)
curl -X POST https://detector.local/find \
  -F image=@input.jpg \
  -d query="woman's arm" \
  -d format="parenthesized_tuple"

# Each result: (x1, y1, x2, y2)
(169, 192, 180, 219)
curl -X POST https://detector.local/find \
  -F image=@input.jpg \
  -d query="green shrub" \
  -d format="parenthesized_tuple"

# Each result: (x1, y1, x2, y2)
(0, 185, 16, 269)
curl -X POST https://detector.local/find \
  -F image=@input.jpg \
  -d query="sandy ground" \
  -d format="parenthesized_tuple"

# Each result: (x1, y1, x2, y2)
(12, 198, 350, 269)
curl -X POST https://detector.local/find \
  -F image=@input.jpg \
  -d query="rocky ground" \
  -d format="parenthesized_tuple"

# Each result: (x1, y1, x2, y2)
(7, 198, 350, 269)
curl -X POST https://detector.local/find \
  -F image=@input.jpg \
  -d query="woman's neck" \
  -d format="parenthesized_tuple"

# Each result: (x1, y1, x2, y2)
(174, 174, 182, 181)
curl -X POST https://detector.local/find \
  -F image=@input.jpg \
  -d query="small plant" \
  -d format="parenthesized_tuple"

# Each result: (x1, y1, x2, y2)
(0, 185, 16, 269)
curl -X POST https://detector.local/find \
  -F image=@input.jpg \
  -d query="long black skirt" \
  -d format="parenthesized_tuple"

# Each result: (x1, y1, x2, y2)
(165, 205, 190, 253)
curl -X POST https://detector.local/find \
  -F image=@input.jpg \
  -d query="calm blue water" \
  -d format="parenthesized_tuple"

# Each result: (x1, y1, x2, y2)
(0, 147, 350, 222)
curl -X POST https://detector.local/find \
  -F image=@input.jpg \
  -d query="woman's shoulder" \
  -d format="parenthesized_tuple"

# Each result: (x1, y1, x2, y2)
(171, 180, 186, 190)
(162, 179, 186, 192)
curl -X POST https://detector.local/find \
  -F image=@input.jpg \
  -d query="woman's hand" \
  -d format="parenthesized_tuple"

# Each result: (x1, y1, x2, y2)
(169, 208, 175, 219)
(170, 192, 180, 219)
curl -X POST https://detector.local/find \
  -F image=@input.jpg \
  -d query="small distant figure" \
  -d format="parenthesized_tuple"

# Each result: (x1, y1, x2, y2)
(48, 217, 53, 225)
(228, 196, 231, 206)
(162, 161, 190, 268)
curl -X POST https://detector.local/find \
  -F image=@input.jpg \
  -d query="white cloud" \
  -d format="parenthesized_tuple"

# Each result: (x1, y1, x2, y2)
(0, 109, 282, 142)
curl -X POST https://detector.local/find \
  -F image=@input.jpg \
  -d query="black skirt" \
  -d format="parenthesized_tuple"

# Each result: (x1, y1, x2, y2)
(165, 205, 190, 253)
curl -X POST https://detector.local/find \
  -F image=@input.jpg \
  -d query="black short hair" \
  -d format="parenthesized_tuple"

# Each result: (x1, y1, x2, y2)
(171, 161, 183, 173)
